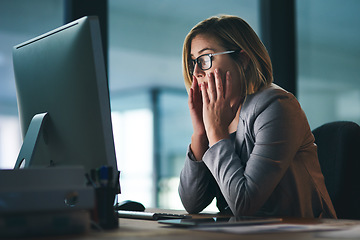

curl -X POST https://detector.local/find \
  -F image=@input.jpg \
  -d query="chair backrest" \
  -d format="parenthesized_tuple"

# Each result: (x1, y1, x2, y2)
(312, 121, 360, 219)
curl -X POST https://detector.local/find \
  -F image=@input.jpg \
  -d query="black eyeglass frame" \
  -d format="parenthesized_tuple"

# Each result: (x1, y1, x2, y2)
(189, 50, 240, 75)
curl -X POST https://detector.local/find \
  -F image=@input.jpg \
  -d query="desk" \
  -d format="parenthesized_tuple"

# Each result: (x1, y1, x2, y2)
(18, 209, 360, 240)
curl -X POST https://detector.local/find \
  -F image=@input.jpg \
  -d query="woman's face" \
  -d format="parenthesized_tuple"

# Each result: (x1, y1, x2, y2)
(190, 34, 242, 102)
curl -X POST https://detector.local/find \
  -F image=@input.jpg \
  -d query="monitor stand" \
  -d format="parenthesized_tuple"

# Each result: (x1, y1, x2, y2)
(14, 112, 48, 169)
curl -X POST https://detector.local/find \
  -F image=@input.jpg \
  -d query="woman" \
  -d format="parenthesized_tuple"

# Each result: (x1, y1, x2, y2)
(178, 15, 336, 218)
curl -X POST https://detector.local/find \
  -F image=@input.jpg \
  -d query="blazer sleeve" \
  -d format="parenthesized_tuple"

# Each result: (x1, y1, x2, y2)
(178, 145, 217, 214)
(202, 92, 308, 216)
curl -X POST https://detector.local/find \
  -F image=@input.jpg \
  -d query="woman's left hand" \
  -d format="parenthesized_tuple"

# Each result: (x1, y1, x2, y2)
(201, 69, 242, 146)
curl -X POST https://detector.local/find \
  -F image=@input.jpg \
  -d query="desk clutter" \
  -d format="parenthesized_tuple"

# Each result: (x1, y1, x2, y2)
(0, 166, 120, 238)
(5, 167, 360, 239)
(86, 165, 120, 230)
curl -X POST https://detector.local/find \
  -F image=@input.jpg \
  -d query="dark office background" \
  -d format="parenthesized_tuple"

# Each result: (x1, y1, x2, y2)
(0, 0, 359, 210)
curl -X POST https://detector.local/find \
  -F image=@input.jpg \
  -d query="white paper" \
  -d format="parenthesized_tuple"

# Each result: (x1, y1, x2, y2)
(196, 223, 348, 235)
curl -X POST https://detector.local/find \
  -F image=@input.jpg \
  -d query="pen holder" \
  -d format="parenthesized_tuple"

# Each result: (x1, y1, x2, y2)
(94, 186, 118, 229)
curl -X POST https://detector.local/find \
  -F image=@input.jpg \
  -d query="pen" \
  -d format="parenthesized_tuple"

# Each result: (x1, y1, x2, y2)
(99, 165, 109, 187)
(85, 173, 97, 188)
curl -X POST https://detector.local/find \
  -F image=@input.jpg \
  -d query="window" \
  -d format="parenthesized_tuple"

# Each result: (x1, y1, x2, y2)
(112, 109, 154, 207)
(0, 0, 64, 169)
(296, 0, 360, 129)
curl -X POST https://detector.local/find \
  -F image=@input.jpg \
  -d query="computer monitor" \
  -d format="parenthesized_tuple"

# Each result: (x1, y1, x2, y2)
(12, 16, 118, 181)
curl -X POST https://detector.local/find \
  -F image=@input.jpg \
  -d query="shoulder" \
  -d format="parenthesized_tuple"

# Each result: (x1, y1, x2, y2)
(240, 83, 299, 119)
(239, 84, 310, 146)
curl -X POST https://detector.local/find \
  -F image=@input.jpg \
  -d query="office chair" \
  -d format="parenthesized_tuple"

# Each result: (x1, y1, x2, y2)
(312, 121, 360, 219)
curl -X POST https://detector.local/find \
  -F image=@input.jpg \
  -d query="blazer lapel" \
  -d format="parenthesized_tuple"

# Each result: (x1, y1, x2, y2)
(235, 117, 245, 154)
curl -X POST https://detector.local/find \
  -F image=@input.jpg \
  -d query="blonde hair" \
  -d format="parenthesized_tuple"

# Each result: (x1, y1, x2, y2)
(182, 15, 273, 99)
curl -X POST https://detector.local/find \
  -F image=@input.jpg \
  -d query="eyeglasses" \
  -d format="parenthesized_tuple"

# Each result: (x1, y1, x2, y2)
(189, 50, 237, 75)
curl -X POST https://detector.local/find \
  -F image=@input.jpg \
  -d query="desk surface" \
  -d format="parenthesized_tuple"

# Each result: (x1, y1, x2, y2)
(22, 209, 360, 240)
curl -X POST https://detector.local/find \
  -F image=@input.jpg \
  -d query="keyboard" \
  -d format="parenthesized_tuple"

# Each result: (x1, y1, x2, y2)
(117, 210, 192, 220)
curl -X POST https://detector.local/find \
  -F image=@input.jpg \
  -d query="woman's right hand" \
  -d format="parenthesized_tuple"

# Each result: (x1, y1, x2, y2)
(188, 76, 206, 136)
(188, 76, 209, 161)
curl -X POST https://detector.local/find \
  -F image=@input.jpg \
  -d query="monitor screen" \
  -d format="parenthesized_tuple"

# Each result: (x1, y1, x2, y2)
(12, 16, 118, 181)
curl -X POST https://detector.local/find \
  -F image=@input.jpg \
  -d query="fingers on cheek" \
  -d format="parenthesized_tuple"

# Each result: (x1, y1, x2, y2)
(200, 82, 207, 94)
(200, 83, 209, 102)
(226, 71, 231, 84)
(188, 88, 194, 103)
(207, 73, 217, 94)
(207, 72, 215, 84)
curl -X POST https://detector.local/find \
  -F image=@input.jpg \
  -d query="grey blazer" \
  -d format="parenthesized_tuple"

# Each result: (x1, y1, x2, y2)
(179, 83, 337, 218)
